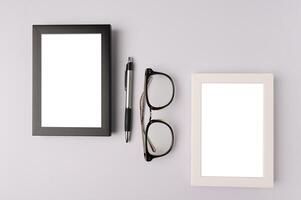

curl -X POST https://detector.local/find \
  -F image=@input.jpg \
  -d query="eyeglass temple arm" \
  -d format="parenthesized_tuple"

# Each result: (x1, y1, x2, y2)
(140, 92, 156, 153)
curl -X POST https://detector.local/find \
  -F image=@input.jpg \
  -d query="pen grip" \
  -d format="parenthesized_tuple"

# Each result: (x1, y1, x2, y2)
(125, 108, 132, 131)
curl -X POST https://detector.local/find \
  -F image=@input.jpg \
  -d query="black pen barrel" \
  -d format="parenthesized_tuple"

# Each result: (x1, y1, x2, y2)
(125, 108, 132, 131)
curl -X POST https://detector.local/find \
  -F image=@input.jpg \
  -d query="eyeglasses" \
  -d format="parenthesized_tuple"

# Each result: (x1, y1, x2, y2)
(140, 68, 175, 162)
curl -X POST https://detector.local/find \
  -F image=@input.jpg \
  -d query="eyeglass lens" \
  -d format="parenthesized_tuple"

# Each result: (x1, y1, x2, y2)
(147, 122, 173, 156)
(147, 74, 174, 108)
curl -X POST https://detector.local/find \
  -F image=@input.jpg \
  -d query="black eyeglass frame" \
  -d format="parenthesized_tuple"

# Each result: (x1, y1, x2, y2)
(144, 68, 175, 110)
(141, 68, 175, 162)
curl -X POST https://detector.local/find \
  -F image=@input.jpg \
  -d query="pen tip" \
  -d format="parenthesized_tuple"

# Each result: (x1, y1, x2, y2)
(125, 132, 130, 143)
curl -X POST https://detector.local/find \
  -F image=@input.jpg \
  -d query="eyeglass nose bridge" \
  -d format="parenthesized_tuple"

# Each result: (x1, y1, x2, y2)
(148, 108, 152, 122)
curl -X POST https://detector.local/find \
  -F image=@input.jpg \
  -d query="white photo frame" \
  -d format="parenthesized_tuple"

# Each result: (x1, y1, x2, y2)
(191, 73, 273, 188)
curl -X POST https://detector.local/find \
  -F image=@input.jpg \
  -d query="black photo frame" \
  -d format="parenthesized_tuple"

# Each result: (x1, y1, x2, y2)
(32, 24, 111, 136)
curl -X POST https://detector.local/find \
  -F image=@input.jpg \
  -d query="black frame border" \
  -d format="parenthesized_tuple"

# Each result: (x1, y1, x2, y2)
(32, 24, 111, 136)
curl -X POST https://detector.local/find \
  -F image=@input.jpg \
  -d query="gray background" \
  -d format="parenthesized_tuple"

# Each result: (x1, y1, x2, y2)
(0, 0, 299, 199)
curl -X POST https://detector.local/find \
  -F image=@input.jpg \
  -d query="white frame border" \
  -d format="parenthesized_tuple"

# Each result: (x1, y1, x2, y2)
(191, 73, 274, 188)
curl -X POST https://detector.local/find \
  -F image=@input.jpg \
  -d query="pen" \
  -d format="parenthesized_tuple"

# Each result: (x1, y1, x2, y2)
(125, 57, 134, 143)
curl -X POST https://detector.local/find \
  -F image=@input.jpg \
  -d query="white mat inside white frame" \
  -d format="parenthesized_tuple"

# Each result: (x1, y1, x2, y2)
(191, 73, 273, 188)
